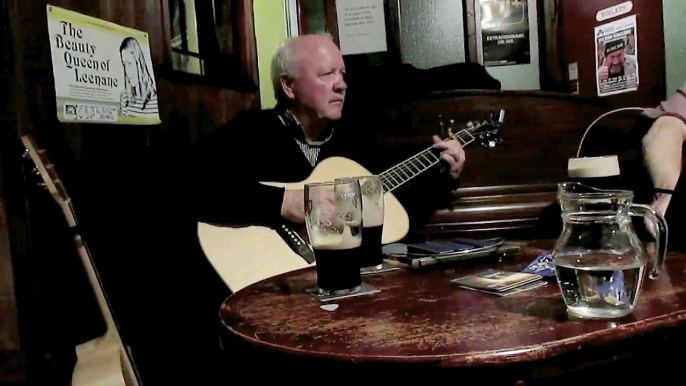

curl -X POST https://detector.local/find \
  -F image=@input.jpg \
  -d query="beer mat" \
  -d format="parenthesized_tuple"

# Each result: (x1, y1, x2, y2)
(521, 251, 556, 279)
(450, 269, 543, 292)
(304, 282, 380, 302)
(382, 243, 407, 255)
(457, 280, 548, 297)
(360, 261, 400, 275)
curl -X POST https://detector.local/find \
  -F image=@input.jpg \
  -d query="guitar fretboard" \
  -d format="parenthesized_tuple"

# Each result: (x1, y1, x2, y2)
(379, 129, 476, 192)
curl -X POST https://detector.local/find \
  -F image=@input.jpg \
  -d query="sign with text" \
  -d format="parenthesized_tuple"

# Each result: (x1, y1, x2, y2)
(335, 0, 387, 55)
(479, 0, 531, 67)
(46, 5, 161, 125)
(596, 1, 633, 22)
(594, 14, 639, 97)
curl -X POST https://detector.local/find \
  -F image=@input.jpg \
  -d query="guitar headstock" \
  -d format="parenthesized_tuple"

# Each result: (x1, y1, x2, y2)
(20, 134, 75, 226)
(443, 110, 505, 149)
(464, 109, 505, 149)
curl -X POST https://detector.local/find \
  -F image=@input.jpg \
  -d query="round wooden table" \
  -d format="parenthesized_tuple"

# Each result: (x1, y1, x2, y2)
(219, 241, 686, 383)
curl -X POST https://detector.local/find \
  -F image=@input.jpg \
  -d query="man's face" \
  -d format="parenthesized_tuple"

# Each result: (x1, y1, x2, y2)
(606, 50, 625, 75)
(287, 38, 347, 121)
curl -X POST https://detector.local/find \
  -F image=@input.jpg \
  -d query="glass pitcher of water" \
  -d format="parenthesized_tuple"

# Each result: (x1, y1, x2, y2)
(553, 182, 668, 319)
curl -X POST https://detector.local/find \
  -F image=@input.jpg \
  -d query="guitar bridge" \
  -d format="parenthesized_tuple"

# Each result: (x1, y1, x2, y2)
(276, 224, 315, 264)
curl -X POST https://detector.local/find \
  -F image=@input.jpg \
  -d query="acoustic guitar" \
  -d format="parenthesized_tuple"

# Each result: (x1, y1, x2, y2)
(198, 110, 505, 292)
(21, 134, 142, 386)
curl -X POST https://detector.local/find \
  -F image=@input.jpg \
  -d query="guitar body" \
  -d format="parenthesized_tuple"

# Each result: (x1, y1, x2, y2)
(197, 111, 506, 292)
(197, 157, 410, 292)
(21, 135, 141, 386)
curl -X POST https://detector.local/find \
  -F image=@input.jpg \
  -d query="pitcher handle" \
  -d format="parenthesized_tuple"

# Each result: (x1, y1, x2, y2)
(629, 203, 668, 279)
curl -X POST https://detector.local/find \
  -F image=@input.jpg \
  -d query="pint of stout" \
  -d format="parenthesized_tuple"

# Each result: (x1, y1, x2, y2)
(567, 155, 622, 191)
(304, 179, 364, 294)
(309, 226, 362, 293)
(355, 176, 385, 270)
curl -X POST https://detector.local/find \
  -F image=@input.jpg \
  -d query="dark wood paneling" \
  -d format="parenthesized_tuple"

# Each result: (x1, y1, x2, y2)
(561, 0, 665, 106)
(464, 0, 478, 63)
(7, 0, 259, 154)
(0, 0, 27, 382)
(538, 0, 566, 92)
(323, 0, 340, 46)
(383, 90, 614, 187)
(425, 183, 558, 238)
(2, 0, 260, 382)
(363, 89, 637, 240)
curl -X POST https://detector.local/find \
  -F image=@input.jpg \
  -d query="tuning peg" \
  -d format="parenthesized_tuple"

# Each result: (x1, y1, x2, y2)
(32, 167, 41, 176)
(490, 109, 505, 125)
(22, 147, 30, 159)
(38, 182, 48, 190)
(479, 130, 502, 148)
(438, 114, 445, 136)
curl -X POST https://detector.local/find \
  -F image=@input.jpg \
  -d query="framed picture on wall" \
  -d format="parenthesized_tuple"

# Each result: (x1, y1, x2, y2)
(162, 0, 258, 91)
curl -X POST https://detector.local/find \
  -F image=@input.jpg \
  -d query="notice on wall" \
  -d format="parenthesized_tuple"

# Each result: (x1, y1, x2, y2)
(568, 62, 579, 94)
(335, 0, 387, 55)
(594, 14, 639, 97)
(479, 0, 531, 67)
(47, 5, 160, 125)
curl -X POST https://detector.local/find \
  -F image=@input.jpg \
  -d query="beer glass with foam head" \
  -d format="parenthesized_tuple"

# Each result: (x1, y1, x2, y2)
(337, 176, 385, 271)
(304, 179, 363, 295)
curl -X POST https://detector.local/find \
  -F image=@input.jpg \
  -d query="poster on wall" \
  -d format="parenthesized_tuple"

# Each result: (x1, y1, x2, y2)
(46, 5, 161, 125)
(478, 0, 531, 67)
(335, 0, 388, 55)
(594, 14, 639, 97)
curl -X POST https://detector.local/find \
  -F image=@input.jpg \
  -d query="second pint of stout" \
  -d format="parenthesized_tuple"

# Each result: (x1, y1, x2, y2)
(360, 194, 384, 268)
(567, 155, 622, 191)
(309, 225, 363, 293)
(354, 175, 385, 269)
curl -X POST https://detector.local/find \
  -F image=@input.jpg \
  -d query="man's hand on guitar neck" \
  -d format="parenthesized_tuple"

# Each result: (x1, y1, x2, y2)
(432, 135, 466, 180)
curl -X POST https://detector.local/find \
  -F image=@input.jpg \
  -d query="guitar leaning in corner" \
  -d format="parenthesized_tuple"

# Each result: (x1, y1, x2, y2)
(21, 134, 142, 386)
(198, 111, 505, 293)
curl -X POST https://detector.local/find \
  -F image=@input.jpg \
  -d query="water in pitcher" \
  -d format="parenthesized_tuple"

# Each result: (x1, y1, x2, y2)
(555, 252, 647, 319)
(552, 182, 668, 319)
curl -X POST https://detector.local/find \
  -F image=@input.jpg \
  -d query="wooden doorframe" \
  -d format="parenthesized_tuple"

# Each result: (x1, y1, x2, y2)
(537, 0, 567, 92)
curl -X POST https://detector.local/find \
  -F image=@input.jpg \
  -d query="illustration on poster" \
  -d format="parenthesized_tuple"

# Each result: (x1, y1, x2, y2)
(47, 5, 161, 124)
(594, 14, 639, 97)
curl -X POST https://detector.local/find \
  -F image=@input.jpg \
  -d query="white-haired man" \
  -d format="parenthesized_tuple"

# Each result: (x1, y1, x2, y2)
(185, 33, 466, 231)
(154, 32, 467, 385)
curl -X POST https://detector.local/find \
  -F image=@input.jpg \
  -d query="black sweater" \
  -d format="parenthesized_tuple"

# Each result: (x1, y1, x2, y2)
(183, 108, 459, 239)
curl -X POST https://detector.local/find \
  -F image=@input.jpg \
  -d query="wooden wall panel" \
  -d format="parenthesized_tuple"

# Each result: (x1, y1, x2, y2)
(7, 0, 259, 157)
(1, 0, 260, 382)
(560, 0, 665, 107)
(537, 0, 566, 92)
(359, 89, 643, 241)
(376, 90, 616, 187)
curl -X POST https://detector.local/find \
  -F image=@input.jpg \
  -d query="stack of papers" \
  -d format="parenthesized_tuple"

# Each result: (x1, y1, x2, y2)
(451, 269, 547, 296)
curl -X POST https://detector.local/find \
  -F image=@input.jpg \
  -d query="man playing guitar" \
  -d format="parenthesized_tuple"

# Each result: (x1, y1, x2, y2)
(185, 33, 466, 235)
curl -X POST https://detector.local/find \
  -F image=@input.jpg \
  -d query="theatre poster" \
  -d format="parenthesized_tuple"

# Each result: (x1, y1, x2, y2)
(594, 14, 639, 97)
(46, 5, 161, 125)
(478, 0, 531, 67)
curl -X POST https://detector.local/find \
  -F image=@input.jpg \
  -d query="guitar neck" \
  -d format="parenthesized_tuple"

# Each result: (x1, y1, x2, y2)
(379, 128, 476, 192)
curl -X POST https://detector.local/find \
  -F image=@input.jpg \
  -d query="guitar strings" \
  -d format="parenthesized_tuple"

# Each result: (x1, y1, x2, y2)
(379, 129, 475, 192)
